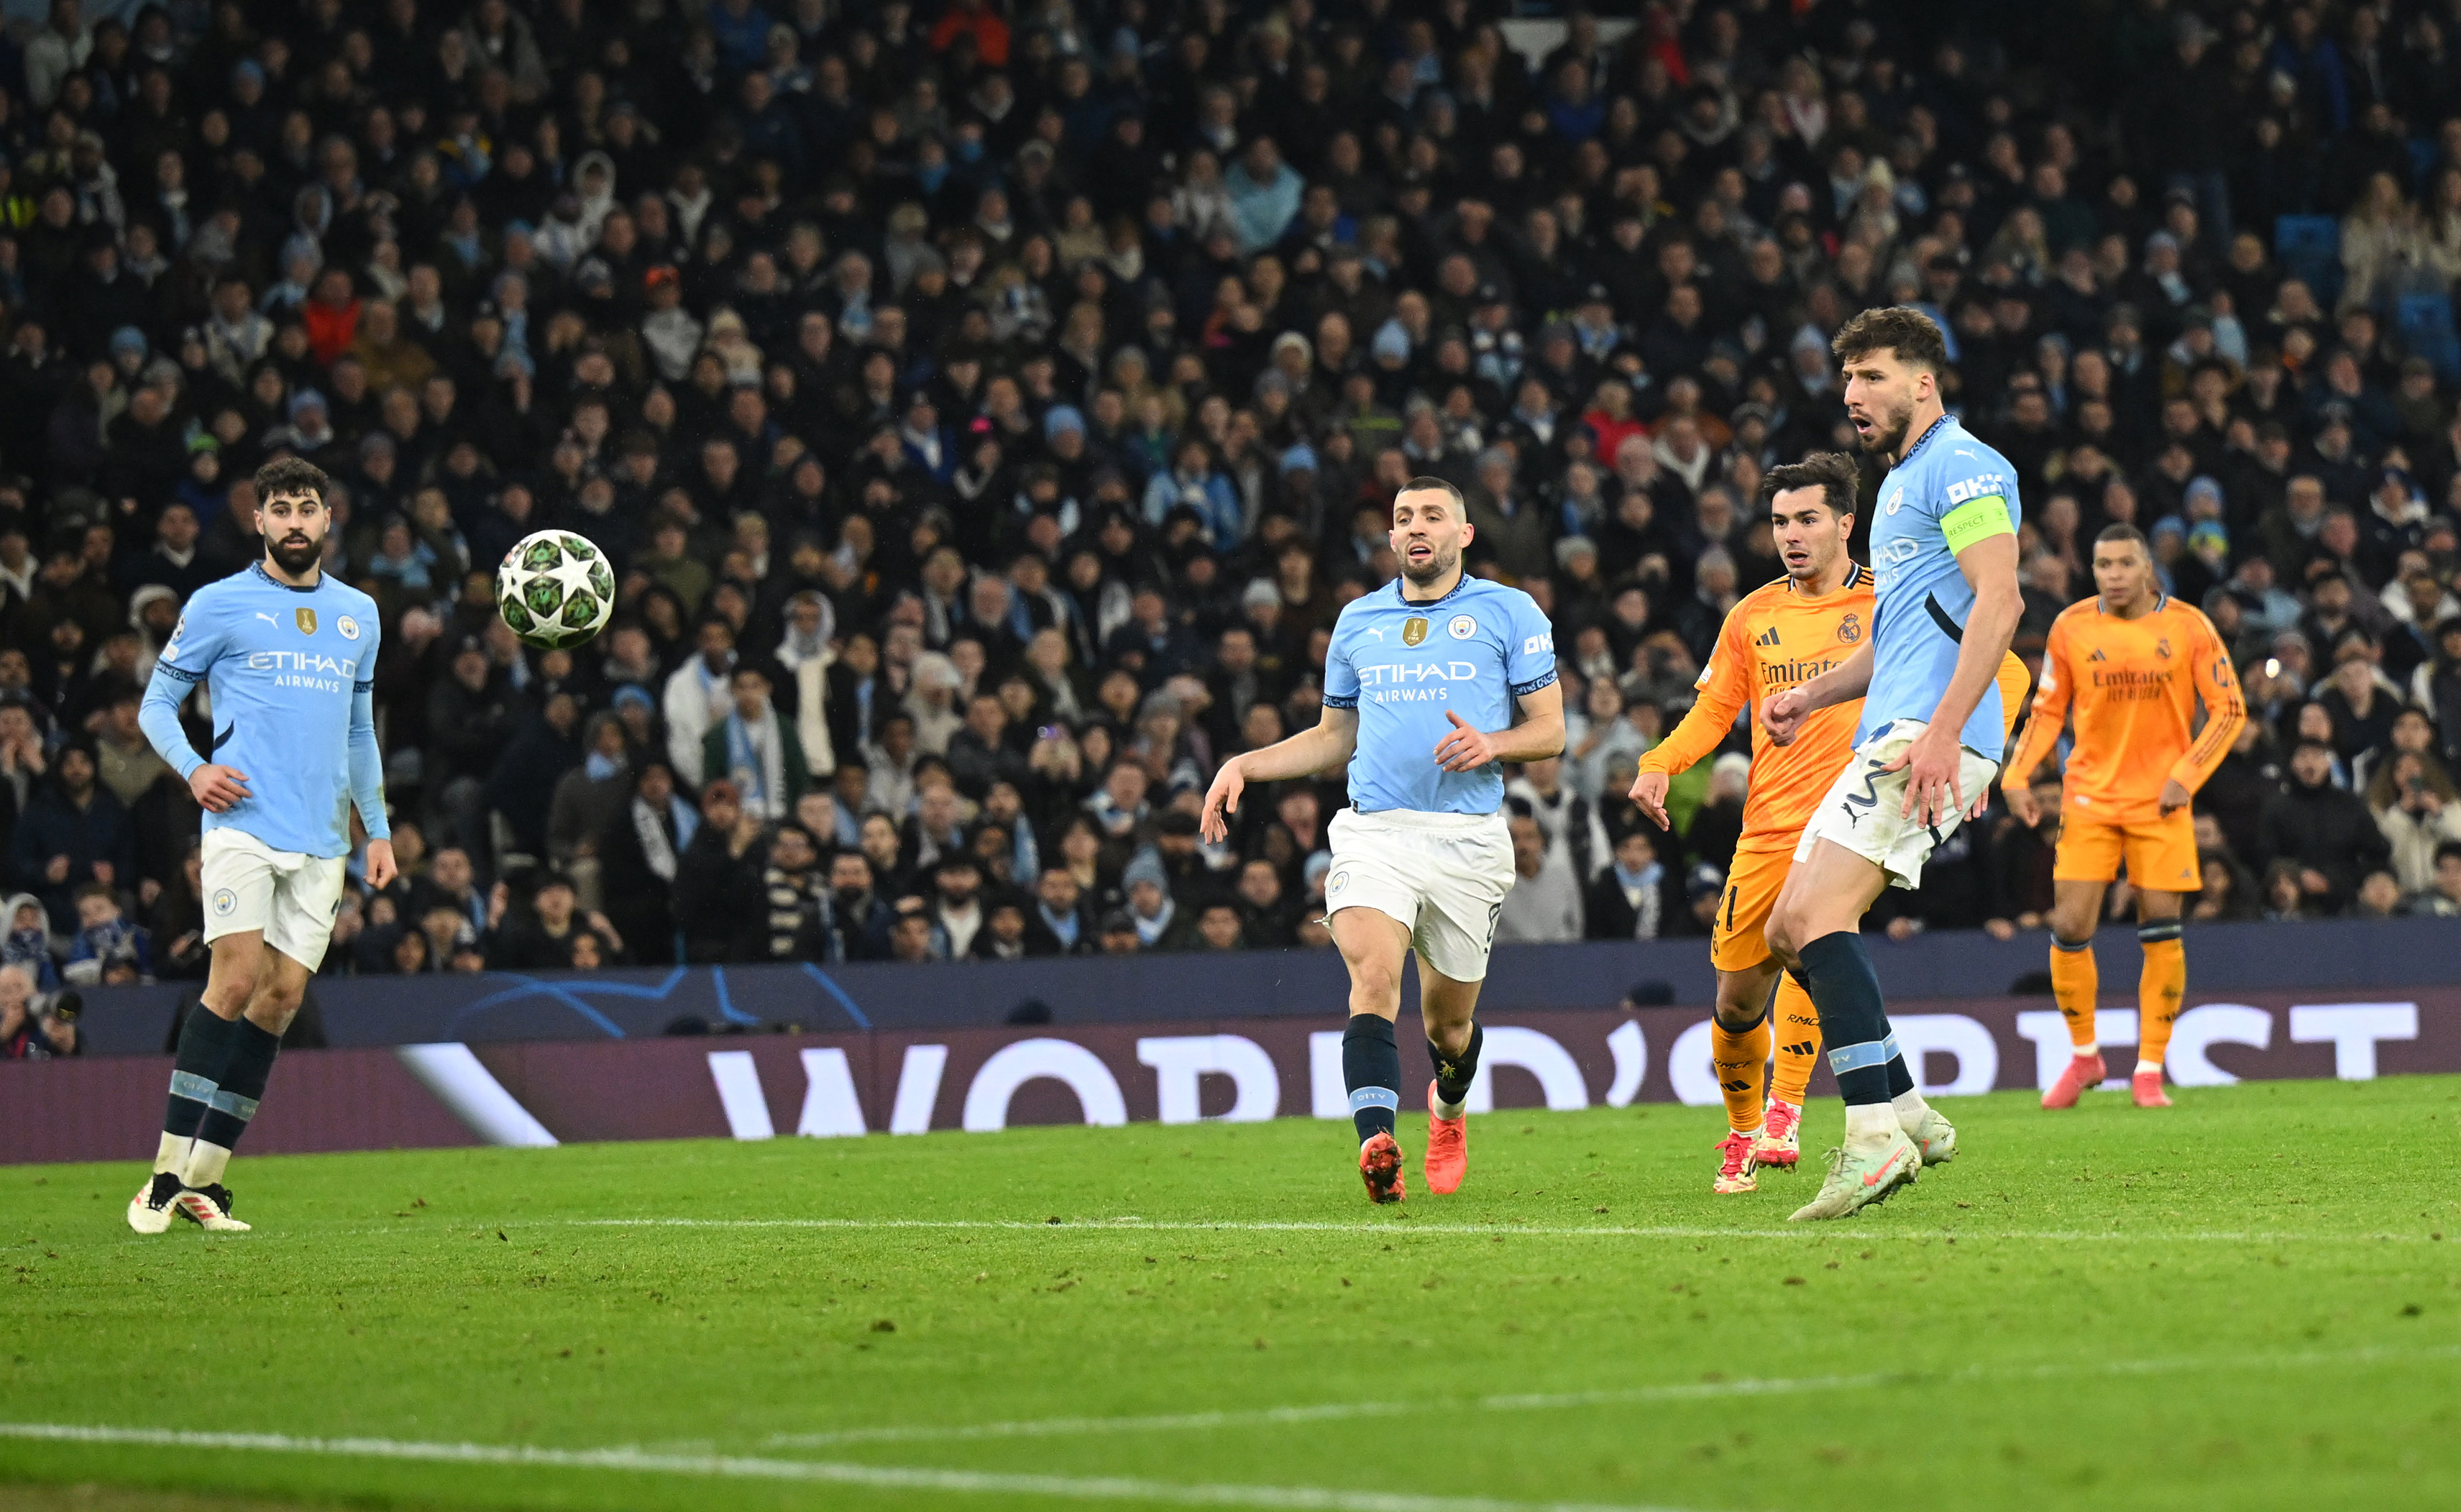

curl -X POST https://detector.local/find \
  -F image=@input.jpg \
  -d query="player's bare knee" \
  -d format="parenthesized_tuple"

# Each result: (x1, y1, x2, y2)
(248, 976, 305, 1025)
(244, 994, 299, 1036)
(1420, 1001, 1474, 1055)
(1712, 990, 1766, 1032)
(1764, 904, 1802, 963)
(1346, 964, 1401, 1016)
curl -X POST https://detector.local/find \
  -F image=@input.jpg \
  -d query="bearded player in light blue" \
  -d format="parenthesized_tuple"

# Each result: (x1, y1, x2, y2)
(1761, 306, 2027, 1221)
(1201, 477, 1563, 1204)
(126, 456, 396, 1234)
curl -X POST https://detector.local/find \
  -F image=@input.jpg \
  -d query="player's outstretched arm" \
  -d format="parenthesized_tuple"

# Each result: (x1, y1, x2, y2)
(1633, 607, 1755, 821)
(1200, 705, 1360, 843)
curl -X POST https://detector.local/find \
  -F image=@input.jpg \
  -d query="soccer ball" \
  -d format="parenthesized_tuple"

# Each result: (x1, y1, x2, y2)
(495, 528, 616, 649)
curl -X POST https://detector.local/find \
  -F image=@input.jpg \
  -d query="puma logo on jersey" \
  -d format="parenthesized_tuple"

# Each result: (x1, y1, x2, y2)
(1754, 626, 1782, 647)
(254, 612, 279, 626)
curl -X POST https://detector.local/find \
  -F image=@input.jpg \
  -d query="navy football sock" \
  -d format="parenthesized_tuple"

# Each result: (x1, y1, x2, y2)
(193, 1017, 281, 1157)
(1429, 1022, 1482, 1108)
(1796, 931, 1897, 1107)
(163, 1005, 237, 1142)
(1343, 1014, 1400, 1143)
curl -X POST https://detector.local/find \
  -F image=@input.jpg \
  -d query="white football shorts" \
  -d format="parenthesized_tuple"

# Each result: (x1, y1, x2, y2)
(201, 826, 349, 969)
(1795, 719, 2002, 891)
(1324, 807, 1516, 982)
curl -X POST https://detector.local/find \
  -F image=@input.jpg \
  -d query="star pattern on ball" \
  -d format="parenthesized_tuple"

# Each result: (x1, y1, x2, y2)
(542, 551, 600, 605)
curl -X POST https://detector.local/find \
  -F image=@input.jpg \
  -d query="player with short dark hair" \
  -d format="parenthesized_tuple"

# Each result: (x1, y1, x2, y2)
(2003, 522, 2245, 1109)
(1760, 308, 2027, 1220)
(1200, 477, 1562, 1202)
(127, 456, 393, 1233)
(1632, 454, 2029, 1193)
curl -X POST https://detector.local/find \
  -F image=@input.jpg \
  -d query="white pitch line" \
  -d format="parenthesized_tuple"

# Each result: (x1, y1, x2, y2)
(760, 1344, 2461, 1451)
(0, 1422, 1693, 1512)
(577, 1216, 2447, 1245)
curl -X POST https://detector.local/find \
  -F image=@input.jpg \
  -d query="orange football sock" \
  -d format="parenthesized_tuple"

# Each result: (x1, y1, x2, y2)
(1768, 970, 1822, 1106)
(1710, 1012, 1773, 1134)
(2050, 938, 2099, 1052)
(2137, 929, 2185, 1071)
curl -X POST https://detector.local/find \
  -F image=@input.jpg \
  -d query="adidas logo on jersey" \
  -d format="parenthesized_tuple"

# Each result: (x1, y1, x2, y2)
(2088, 648, 2107, 661)
(1754, 626, 1782, 647)
(1781, 1040, 1818, 1057)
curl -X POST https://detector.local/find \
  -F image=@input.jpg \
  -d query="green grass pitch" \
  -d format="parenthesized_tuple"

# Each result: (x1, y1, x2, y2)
(6, 1076, 2461, 1512)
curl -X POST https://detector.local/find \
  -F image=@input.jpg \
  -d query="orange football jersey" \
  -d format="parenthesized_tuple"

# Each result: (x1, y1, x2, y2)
(1639, 567, 1876, 854)
(2004, 595, 2247, 825)
(1641, 565, 2033, 854)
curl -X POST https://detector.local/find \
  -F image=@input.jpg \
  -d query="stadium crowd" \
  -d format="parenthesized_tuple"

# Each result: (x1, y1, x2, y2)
(6, 0, 2461, 1048)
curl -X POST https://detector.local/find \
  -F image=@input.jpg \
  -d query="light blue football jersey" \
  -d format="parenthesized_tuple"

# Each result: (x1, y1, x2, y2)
(1322, 575, 1557, 815)
(1863, 416, 2022, 754)
(139, 562, 390, 858)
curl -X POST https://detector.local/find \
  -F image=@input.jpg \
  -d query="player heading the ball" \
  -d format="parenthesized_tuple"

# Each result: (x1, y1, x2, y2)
(1200, 478, 1562, 1204)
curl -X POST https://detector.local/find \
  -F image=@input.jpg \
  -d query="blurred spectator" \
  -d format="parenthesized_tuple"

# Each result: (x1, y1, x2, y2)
(1495, 807, 1582, 945)
(1584, 828, 1687, 942)
(61, 880, 147, 986)
(0, 0, 2451, 1014)
(2263, 739, 2393, 914)
(2417, 842, 2461, 917)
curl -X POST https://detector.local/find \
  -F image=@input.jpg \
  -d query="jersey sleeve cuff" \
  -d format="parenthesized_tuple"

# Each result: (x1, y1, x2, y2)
(1508, 669, 1559, 697)
(1320, 693, 1359, 710)
(154, 663, 203, 684)
(354, 678, 375, 692)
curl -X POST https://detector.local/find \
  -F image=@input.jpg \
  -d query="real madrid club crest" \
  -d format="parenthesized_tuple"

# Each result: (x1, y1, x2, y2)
(1448, 613, 1477, 639)
(1838, 612, 1861, 644)
(1403, 616, 1429, 647)
(295, 608, 318, 636)
(2156, 636, 2173, 659)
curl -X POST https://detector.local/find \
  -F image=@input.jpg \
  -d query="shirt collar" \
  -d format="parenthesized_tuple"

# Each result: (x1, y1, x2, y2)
(1898, 413, 1953, 466)
(250, 562, 323, 593)
(1394, 572, 1472, 610)
(1787, 561, 1864, 595)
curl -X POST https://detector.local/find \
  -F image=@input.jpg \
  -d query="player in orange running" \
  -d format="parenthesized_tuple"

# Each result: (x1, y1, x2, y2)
(1631, 454, 2032, 1194)
(2002, 523, 2245, 1110)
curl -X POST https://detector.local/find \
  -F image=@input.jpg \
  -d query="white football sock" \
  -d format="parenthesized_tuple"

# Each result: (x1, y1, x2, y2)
(2073, 1040, 2099, 1058)
(154, 1133, 193, 1176)
(180, 1140, 233, 1188)
(1890, 1088, 1930, 1136)
(1431, 1089, 1467, 1119)
(2134, 1059, 2162, 1076)
(1844, 1103, 1898, 1149)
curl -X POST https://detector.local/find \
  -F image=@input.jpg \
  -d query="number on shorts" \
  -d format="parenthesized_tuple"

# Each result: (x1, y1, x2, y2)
(1723, 885, 1738, 933)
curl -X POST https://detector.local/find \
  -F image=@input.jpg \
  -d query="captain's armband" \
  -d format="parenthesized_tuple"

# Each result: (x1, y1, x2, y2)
(1940, 495, 2015, 554)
